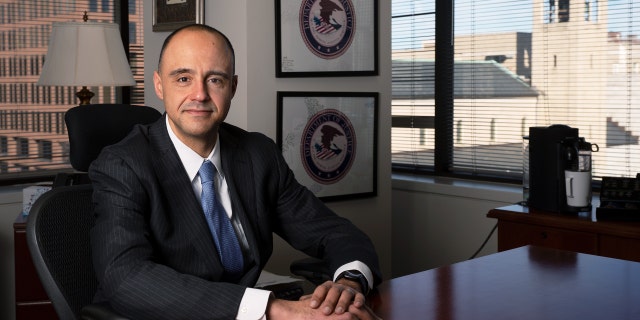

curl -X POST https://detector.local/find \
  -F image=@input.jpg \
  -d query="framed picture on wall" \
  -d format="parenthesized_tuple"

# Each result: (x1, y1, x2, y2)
(152, 0, 204, 32)
(275, 0, 379, 77)
(277, 91, 378, 201)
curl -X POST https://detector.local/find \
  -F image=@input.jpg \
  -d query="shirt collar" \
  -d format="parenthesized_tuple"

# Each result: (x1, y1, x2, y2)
(165, 117, 224, 182)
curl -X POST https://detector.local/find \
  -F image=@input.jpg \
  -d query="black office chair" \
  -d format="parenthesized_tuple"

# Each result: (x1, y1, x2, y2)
(28, 104, 161, 319)
(54, 104, 163, 186)
(26, 184, 127, 320)
(289, 257, 331, 286)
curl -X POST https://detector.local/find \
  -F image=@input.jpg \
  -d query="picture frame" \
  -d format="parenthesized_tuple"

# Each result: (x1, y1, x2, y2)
(277, 92, 378, 201)
(152, 0, 204, 32)
(275, 0, 379, 77)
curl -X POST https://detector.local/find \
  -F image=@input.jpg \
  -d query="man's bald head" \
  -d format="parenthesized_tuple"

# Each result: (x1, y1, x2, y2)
(157, 24, 235, 74)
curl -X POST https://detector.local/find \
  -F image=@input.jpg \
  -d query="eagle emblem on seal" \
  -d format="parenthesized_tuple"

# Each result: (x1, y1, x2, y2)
(299, 0, 355, 59)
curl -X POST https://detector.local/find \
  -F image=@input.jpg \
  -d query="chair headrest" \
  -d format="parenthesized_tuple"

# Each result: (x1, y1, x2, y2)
(65, 104, 162, 172)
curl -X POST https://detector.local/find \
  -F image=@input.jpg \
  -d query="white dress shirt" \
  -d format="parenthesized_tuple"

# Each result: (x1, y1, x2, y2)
(166, 118, 270, 319)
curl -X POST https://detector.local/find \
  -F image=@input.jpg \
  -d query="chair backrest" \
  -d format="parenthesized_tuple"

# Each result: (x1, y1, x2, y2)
(26, 184, 96, 320)
(65, 104, 162, 172)
(29, 105, 161, 317)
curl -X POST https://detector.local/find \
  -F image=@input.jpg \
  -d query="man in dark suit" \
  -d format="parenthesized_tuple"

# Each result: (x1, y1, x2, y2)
(89, 24, 381, 319)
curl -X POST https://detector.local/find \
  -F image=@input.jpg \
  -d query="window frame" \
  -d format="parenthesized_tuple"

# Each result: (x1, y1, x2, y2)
(392, 0, 640, 186)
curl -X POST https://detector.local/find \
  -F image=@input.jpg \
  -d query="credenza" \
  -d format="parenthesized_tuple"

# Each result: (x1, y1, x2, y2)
(14, 213, 58, 320)
(487, 204, 640, 262)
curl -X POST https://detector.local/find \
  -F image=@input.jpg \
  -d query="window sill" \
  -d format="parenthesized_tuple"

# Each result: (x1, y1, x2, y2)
(392, 173, 523, 204)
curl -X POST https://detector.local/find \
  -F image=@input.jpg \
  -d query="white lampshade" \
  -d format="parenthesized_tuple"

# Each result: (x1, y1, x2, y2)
(37, 21, 135, 88)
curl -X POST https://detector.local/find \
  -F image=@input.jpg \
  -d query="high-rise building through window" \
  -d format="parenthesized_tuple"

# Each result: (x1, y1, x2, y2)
(0, 0, 144, 182)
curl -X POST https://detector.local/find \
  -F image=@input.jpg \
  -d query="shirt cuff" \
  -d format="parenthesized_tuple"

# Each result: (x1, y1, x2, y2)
(333, 260, 374, 292)
(236, 288, 272, 320)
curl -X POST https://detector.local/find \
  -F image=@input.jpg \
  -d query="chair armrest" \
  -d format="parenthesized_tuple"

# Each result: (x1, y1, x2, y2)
(80, 303, 129, 320)
(289, 257, 331, 286)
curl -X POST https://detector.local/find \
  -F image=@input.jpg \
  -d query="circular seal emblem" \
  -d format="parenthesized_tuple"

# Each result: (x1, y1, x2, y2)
(301, 109, 356, 184)
(299, 0, 355, 59)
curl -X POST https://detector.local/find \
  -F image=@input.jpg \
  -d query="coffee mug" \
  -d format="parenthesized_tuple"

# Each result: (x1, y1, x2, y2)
(565, 170, 591, 208)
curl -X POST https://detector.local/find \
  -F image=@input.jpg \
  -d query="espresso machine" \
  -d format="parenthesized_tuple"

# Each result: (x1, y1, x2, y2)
(527, 125, 596, 213)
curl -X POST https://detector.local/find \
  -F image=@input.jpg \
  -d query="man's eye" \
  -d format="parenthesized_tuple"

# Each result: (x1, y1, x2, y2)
(177, 77, 189, 82)
(208, 78, 225, 86)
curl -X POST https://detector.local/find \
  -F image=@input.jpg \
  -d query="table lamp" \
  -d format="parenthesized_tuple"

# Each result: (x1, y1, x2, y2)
(37, 13, 135, 105)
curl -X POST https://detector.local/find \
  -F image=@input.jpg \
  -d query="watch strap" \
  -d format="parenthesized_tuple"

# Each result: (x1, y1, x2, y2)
(337, 270, 369, 295)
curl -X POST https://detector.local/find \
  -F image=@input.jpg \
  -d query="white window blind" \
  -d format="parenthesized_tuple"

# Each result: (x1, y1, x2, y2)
(452, 0, 535, 178)
(391, 1, 436, 170)
(392, 0, 640, 181)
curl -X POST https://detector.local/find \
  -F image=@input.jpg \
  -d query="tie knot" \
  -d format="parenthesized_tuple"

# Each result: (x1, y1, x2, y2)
(199, 160, 217, 184)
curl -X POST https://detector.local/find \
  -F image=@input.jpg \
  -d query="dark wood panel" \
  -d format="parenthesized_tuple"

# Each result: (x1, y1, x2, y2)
(14, 229, 49, 301)
(487, 205, 640, 263)
(488, 205, 640, 238)
(599, 235, 640, 261)
(14, 214, 58, 320)
(16, 302, 57, 320)
(497, 220, 597, 254)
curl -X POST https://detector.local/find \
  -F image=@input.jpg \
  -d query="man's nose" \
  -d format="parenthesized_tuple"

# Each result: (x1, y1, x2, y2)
(191, 81, 210, 101)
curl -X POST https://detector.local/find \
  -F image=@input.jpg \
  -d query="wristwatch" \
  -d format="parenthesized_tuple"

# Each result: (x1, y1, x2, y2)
(337, 270, 369, 296)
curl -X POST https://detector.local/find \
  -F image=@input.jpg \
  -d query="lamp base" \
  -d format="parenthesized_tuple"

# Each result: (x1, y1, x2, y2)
(76, 86, 95, 105)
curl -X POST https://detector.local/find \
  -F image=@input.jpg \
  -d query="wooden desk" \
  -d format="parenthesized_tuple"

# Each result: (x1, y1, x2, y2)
(487, 205, 640, 262)
(14, 213, 58, 320)
(371, 246, 640, 319)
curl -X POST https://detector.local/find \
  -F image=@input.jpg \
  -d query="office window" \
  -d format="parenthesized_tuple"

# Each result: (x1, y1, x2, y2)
(392, 0, 640, 182)
(0, 136, 7, 155)
(101, 0, 109, 13)
(129, 21, 137, 44)
(89, 0, 97, 12)
(129, 0, 136, 14)
(16, 137, 28, 158)
(0, 0, 144, 184)
(37, 139, 52, 160)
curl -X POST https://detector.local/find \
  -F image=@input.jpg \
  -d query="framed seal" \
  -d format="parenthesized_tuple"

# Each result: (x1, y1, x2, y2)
(300, 108, 356, 184)
(275, 0, 378, 77)
(299, 0, 355, 59)
(277, 91, 378, 201)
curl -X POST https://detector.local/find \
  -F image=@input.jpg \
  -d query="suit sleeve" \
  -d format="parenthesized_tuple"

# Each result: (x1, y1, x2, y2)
(248, 134, 383, 287)
(89, 148, 246, 320)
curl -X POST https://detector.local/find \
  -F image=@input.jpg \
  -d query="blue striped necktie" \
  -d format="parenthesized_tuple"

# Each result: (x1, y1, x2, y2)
(198, 160, 244, 275)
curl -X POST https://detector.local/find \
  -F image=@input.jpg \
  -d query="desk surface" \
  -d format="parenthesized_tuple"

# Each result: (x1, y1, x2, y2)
(371, 246, 640, 320)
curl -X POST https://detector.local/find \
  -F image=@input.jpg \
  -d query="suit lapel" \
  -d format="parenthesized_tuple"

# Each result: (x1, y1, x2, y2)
(219, 128, 263, 271)
(147, 118, 223, 273)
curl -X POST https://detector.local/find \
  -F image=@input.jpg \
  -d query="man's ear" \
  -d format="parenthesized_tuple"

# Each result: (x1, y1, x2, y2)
(153, 71, 164, 100)
(231, 75, 238, 98)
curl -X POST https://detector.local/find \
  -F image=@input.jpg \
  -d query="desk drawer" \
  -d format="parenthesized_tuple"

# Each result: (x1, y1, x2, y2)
(497, 221, 598, 254)
(16, 302, 57, 320)
(599, 235, 640, 262)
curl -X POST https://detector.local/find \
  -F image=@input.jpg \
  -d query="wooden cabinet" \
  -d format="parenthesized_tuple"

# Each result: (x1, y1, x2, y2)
(487, 205, 640, 262)
(14, 214, 58, 320)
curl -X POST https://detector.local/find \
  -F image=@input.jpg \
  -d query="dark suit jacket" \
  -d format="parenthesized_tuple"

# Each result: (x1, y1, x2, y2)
(88, 116, 381, 320)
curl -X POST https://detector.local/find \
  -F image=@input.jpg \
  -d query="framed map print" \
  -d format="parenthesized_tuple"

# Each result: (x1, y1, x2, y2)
(153, 0, 204, 32)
